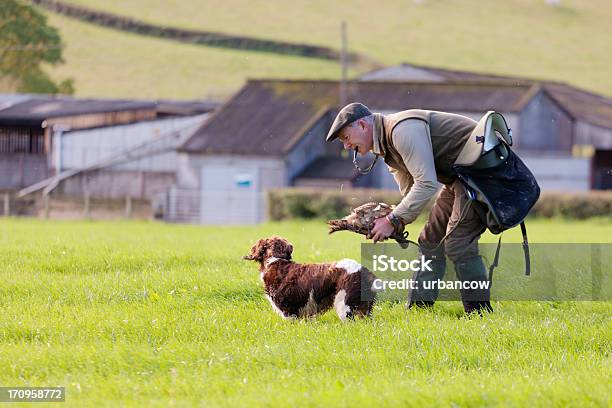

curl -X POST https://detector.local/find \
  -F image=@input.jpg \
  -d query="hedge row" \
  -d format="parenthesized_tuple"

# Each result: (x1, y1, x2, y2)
(267, 188, 612, 221)
(268, 188, 403, 221)
(530, 191, 612, 219)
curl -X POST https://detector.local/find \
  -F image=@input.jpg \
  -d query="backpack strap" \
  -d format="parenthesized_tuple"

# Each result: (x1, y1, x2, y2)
(488, 222, 530, 282)
(428, 192, 532, 278)
(521, 221, 530, 276)
(488, 234, 502, 283)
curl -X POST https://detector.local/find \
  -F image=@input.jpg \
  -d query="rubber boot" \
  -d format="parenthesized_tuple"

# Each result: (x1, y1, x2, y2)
(454, 255, 493, 315)
(408, 253, 446, 309)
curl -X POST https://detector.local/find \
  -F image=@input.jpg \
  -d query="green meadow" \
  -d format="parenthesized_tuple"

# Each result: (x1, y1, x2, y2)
(0, 217, 610, 406)
(41, 12, 350, 100)
(41, 0, 612, 98)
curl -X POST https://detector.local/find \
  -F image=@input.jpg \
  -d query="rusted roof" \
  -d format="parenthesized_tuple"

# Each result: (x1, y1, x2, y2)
(179, 80, 535, 155)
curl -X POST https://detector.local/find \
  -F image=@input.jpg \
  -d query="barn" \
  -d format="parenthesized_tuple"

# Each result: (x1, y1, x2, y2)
(52, 113, 207, 200)
(0, 94, 156, 192)
(359, 63, 612, 190)
(174, 74, 612, 224)
(0, 95, 217, 202)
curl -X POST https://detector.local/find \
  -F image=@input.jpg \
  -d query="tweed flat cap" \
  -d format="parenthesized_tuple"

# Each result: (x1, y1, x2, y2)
(326, 102, 372, 142)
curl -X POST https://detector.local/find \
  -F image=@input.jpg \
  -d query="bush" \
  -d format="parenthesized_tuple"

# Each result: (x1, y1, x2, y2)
(267, 188, 403, 221)
(268, 188, 612, 221)
(530, 191, 612, 219)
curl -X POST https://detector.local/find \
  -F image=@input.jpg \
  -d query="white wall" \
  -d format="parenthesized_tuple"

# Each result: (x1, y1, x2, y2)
(53, 114, 206, 173)
(175, 154, 285, 224)
(575, 122, 612, 149)
(520, 153, 590, 192)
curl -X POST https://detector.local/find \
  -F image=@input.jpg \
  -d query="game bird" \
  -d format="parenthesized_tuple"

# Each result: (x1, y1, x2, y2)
(327, 202, 416, 248)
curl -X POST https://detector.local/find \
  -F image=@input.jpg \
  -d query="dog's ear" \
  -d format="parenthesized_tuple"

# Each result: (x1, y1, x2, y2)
(269, 236, 293, 261)
(243, 238, 267, 262)
(285, 243, 294, 260)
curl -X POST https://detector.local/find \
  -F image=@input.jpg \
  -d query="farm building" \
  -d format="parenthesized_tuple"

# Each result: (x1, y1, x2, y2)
(52, 113, 208, 200)
(0, 94, 217, 204)
(174, 71, 612, 224)
(0, 94, 155, 192)
(359, 63, 612, 190)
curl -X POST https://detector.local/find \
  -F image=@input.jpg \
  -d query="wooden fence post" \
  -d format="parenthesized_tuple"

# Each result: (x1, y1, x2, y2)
(83, 190, 91, 219)
(43, 193, 50, 219)
(125, 195, 132, 219)
(3, 193, 9, 216)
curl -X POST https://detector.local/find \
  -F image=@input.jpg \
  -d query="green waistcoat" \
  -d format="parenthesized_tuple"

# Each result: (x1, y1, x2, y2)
(379, 109, 477, 185)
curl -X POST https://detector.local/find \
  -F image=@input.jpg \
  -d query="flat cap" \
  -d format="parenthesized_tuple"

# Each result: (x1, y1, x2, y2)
(326, 102, 372, 142)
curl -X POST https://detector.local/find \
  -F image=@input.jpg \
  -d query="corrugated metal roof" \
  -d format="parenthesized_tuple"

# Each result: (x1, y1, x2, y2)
(0, 95, 156, 127)
(360, 63, 612, 128)
(179, 81, 337, 156)
(180, 80, 535, 155)
(155, 100, 220, 117)
(0, 93, 35, 108)
(353, 81, 531, 112)
(543, 84, 612, 129)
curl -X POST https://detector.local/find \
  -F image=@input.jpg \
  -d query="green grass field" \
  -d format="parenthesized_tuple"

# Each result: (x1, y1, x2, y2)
(0, 217, 610, 406)
(41, 12, 351, 100)
(41, 0, 612, 98)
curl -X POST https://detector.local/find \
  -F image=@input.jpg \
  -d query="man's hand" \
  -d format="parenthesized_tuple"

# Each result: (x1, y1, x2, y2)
(369, 216, 395, 243)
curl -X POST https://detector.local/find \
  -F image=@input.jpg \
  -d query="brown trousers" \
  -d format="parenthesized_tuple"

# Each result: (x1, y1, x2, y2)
(418, 179, 487, 263)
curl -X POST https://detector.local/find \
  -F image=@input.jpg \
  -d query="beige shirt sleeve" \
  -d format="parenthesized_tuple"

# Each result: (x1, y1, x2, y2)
(388, 165, 412, 196)
(390, 119, 440, 224)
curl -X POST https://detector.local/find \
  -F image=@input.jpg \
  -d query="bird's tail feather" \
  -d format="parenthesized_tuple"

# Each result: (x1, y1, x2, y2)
(327, 219, 349, 234)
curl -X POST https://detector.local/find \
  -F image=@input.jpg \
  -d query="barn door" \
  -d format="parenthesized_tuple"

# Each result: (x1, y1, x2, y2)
(200, 165, 260, 224)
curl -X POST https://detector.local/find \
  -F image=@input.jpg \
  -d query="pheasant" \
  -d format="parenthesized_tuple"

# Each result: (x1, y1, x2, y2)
(327, 202, 417, 248)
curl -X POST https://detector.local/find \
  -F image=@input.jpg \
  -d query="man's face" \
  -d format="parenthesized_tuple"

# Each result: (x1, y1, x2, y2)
(338, 119, 372, 154)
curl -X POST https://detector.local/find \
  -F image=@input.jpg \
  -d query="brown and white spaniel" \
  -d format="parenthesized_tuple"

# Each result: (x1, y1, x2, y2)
(243, 236, 376, 321)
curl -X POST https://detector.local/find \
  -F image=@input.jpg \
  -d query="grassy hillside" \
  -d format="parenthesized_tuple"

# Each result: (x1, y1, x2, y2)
(47, 0, 612, 98)
(40, 12, 352, 99)
(0, 218, 610, 406)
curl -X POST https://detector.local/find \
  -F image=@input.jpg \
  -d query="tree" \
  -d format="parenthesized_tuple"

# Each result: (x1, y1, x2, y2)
(0, 0, 74, 94)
